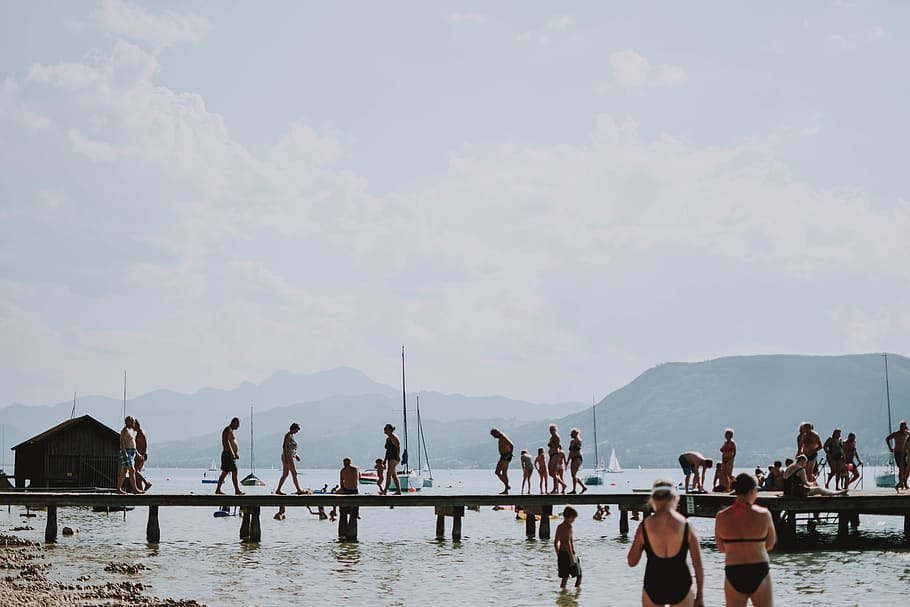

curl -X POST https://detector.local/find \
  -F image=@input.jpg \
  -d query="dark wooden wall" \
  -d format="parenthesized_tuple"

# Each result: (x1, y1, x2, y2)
(14, 422, 119, 488)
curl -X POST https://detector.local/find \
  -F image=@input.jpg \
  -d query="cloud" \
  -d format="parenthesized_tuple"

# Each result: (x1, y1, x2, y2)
(824, 26, 886, 50)
(609, 50, 687, 88)
(546, 15, 572, 31)
(68, 129, 117, 162)
(518, 14, 572, 45)
(91, 0, 211, 50)
(448, 13, 488, 25)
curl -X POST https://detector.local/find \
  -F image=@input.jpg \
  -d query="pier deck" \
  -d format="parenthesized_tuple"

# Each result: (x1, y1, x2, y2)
(1, 490, 908, 545)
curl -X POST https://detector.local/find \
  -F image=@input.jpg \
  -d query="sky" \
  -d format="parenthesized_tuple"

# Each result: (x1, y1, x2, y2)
(2, 1, 909, 407)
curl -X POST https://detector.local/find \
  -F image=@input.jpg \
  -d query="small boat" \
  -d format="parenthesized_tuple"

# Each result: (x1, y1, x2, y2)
(207, 459, 217, 472)
(415, 394, 433, 488)
(92, 505, 135, 513)
(360, 470, 379, 485)
(585, 396, 605, 485)
(606, 448, 623, 474)
(876, 354, 898, 488)
(240, 405, 266, 487)
(390, 346, 421, 492)
(201, 478, 218, 485)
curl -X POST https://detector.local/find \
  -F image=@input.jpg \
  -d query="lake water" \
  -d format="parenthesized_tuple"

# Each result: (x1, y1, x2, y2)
(2, 467, 909, 606)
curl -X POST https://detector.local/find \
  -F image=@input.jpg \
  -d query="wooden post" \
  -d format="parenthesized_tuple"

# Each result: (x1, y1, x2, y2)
(452, 512, 462, 541)
(248, 506, 261, 543)
(146, 506, 160, 543)
(45, 505, 57, 543)
(525, 512, 536, 539)
(435, 515, 445, 540)
(239, 507, 251, 539)
(850, 513, 860, 528)
(338, 505, 358, 541)
(837, 513, 849, 539)
(539, 505, 552, 540)
(904, 514, 910, 544)
(619, 509, 629, 534)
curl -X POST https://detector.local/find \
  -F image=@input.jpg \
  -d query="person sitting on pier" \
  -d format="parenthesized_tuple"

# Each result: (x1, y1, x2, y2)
(520, 449, 534, 494)
(842, 432, 862, 490)
(712, 462, 728, 493)
(783, 455, 846, 497)
(535, 447, 548, 495)
(753, 467, 765, 489)
(762, 461, 783, 491)
(306, 505, 329, 520)
(715, 473, 776, 607)
(719, 428, 736, 492)
(627, 479, 705, 607)
(567, 428, 588, 495)
(678, 452, 713, 493)
(116, 416, 144, 495)
(823, 428, 845, 490)
(554, 506, 582, 589)
(215, 417, 244, 496)
(885, 420, 910, 491)
(382, 423, 402, 495)
(797, 422, 822, 483)
(490, 428, 514, 495)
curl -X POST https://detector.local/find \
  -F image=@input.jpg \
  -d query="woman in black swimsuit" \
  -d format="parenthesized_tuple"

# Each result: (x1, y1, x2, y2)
(568, 428, 587, 495)
(546, 424, 565, 494)
(382, 423, 402, 495)
(715, 473, 776, 607)
(628, 479, 705, 607)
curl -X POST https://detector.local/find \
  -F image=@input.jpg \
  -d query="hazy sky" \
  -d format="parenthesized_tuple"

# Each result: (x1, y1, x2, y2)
(2, 1, 909, 406)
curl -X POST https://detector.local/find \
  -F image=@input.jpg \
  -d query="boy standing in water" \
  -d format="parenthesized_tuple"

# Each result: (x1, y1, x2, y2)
(554, 506, 581, 589)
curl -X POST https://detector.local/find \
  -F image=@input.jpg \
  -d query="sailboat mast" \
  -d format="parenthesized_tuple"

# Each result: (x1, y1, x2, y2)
(401, 346, 409, 472)
(71, 392, 76, 420)
(417, 394, 422, 474)
(591, 395, 599, 464)
(122, 371, 127, 419)
(250, 404, 255, 474)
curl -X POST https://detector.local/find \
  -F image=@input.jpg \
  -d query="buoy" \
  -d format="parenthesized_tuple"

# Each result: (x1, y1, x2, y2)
(408, 487, 416, 492)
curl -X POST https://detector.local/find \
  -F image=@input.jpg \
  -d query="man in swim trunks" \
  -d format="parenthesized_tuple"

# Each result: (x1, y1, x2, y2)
(678, 451, 713, 493)
(886, 420, 910, 491)
(215, 417, 244, 496)
(823, 428, 845, 490)
(491, 428, 514, 494)
(338, 457, 360, 534)
(843, 432, 862, 490)
(797, 422, 823, 483)
(116, 416, 143, 495)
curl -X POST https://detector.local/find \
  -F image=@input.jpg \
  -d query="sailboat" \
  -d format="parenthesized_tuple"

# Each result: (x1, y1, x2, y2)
(584, 396, 605, 485)
(415, 394, 433, 488)
(875, 353, 897, 488)
(390, 346, 419, 492)
(606, 447, 623, 473)
(240, 405, 265, 487)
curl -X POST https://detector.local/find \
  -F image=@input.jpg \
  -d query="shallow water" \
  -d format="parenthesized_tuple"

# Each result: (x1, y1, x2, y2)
(2, 467, 908, 606)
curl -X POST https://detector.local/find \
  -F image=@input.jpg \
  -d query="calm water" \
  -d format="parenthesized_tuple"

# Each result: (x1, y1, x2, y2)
(2, 467, 909, 606)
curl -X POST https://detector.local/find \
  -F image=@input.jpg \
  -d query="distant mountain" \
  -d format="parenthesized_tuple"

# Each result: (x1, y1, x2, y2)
(0, 367, 587, 463)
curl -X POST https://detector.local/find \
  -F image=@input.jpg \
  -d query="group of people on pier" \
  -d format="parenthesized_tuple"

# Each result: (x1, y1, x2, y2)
(488, 424, 589, 495)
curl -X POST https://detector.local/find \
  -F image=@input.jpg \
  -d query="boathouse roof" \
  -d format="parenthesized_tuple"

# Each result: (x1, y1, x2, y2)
(12, 415, 118, 449)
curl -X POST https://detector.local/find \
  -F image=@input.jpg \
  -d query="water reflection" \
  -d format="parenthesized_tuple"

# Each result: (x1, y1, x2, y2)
(554, 587, 581, 607)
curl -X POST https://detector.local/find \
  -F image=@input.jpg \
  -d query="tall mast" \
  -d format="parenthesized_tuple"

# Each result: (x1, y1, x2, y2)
(71, 391, 76, 420)
(884, 353, 893, 433)
(591, 395, 599, 464)
(250, 404, 255, 474)
(123, 371, 127, 419)
(401, 346, 409, 472)
(417, 394, 422, 473)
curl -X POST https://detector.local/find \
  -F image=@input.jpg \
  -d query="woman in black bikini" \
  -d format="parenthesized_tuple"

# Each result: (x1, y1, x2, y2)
(568, 428, 588, 495)
(382, 423, 402, 495)
(627, 479, 705, 607)
(547, 424, 563, 494)
(715, 473, 776, 607)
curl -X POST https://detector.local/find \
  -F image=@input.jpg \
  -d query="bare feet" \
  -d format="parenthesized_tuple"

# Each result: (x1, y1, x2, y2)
(499, 489, 509, 495)
(116, 490, 127, 495)
(235, 491, 246, 496)
(295, 490, 306, 495)
(274, 490, 285, 495)
(215, 490, 225, 495)
(580, 486, 587, 494)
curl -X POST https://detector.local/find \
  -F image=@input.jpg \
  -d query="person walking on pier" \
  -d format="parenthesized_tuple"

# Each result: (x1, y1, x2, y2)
(547, 425, 567, 494)
(215, 417, 244, 496)
(719, 428, 736, 492)
(554, 505, 582, 589)
(490, 428, 514, 494)
(823, 428, 845, 490)
(797, 422, 822, 483)
(133, 418, 151, 492)
(520, 449, 534, 494)
(382, 423, 402, 495)
(885, 420, 910, 491)
(275, 423, 304, 495)
(116, 416, 144, 495)
(627, 479, 705, 607)
(568, 428, 588, 495)
(535, 447, 548, 494)
(715, 473, 776, 607)
(678, 452, 713, 493)
(843, 433, 862, 490)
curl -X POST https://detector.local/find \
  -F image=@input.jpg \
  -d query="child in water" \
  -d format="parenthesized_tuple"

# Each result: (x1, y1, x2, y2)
(554, 506, 581, 589)
(520, 449, 534, 494)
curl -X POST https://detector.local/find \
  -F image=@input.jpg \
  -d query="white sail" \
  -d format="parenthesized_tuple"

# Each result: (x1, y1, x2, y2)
(607, 448, 622, 473)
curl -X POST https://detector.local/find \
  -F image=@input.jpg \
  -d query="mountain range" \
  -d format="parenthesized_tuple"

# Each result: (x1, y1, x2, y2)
(3, 354, 908, 470)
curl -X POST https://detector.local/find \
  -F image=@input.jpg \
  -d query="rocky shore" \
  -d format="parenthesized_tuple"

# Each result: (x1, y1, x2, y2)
(1, 531, 205, 607)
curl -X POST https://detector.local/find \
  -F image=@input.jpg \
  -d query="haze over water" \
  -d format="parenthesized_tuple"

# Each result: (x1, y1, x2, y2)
(3, 468, 908, 606)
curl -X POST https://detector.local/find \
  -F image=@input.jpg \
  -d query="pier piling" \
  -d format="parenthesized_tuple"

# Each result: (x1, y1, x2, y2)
(239, 507, 250, 540)
(538, 505, 552, 540)
(619, 509, 629, 534)
(338, 505, 358, 541)
(146, 505, 160, 543)
(45, 505, 57, 543)
(434, 505, 464, 540)
(248, 506, 261, 542)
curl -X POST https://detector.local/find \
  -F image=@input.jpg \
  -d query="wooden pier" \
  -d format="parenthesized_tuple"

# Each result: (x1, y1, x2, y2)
(1, 490, 908, 546)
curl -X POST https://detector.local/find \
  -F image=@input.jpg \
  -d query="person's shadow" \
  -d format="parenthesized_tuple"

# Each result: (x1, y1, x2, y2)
(555, 587, 580, 607)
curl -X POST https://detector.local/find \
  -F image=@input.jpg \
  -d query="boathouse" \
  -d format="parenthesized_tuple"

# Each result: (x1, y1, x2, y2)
(11, 415, 119, 489)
